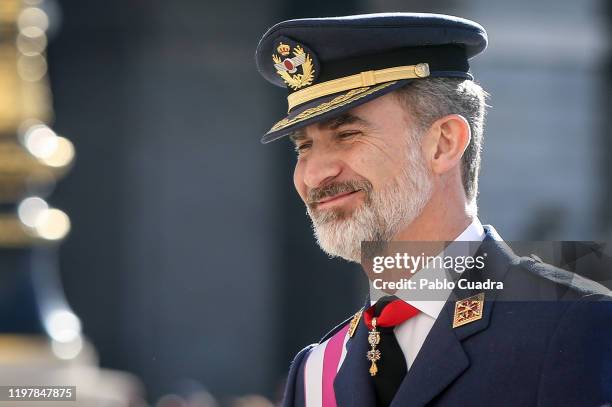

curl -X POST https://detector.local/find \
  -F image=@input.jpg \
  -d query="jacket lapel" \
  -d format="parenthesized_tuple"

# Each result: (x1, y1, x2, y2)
(333, 313, 377, 407)
(390, 302, 469, 407)
(390, 226, 514, 406)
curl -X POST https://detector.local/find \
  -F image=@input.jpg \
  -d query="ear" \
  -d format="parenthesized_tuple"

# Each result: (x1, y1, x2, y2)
(423, 114, 471, 175)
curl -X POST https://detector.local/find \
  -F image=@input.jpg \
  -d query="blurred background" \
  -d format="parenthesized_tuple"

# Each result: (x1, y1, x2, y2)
(0, 0, 610, 405)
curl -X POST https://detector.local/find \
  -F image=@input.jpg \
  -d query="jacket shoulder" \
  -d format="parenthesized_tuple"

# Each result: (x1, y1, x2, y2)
(510, 255, 612, 299)
(281, 344, 315, 407)
(286, 307, 364, 371)
(281, 308, 364, 407)
(318, 307, 364, 344)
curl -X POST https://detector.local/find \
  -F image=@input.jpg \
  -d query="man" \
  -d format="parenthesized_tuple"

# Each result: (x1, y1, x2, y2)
(255, 13, 612, 407)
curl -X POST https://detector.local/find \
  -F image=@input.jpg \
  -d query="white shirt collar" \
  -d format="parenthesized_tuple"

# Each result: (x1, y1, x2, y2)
(370, 217, 486, 319)
(455, 217, 485, 242)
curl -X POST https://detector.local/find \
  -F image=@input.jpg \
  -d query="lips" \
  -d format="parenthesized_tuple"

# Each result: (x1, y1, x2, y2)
(314, 190, 362, 208)
(318, 190, 356, 203)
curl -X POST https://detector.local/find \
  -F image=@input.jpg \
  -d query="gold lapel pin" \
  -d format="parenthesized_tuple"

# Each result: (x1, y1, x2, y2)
(348, 309, 363, 338)
(453, 292, 485, 328)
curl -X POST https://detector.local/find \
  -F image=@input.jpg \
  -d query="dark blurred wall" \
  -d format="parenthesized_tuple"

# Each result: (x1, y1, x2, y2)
(602, 0, 612, 235)
(50, 0, 283, 400)
(48, 0, 132, 377)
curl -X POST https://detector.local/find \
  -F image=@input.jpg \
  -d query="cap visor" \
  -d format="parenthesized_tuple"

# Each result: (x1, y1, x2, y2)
(261, 79, 411, 143)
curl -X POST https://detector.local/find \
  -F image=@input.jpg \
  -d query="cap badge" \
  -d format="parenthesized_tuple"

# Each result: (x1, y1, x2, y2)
(272, 38, 316, 90)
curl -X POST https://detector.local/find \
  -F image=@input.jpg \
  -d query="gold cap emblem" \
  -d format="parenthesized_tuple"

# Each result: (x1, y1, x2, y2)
(272, 41, 316, 90)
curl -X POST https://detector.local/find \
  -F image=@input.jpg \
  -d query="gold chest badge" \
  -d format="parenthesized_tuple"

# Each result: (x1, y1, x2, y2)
(272, 39, 317, 90)
(453, 292, 485, 328)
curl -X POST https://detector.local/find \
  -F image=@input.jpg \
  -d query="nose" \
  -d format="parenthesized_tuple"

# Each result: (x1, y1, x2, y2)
(301, 147, 343, 189)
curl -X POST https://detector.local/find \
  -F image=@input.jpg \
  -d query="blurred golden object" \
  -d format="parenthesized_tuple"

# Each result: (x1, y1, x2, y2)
(0, 44, 52, 134)
(0, 140, 55, 193)
(0, 0, 72, 244)
(0, 208, 70, 247)
(17, 27, 47, 56)
(0, 213, 36, 247)
(33, 207, 71, 240)
(0, 335, 52, 363)
(0, 1, 21, 29)
(17, 6, 49, 32)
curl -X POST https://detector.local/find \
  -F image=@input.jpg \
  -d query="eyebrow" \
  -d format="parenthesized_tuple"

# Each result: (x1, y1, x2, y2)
(319, 112, 371, 130)
(288, 112, 371, 144)
(289, 129, 307, 143)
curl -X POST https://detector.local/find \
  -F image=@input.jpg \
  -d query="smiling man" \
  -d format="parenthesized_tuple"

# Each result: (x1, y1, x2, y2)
(255, 13, 612, 407)
(291, 88, 470, 261)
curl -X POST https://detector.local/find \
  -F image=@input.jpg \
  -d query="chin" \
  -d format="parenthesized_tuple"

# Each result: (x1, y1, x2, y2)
(312, 218, 369, 263)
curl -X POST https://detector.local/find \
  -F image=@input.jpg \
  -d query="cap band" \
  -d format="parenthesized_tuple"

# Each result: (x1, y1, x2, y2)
(287, 63, 430, 112)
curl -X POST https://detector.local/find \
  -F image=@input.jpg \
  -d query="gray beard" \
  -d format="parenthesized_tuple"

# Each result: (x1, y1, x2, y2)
(307, 148, 433, 263)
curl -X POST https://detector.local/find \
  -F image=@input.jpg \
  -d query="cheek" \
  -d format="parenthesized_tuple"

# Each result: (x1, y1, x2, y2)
(348, 142, 404, 184)
(293, 162, 307, 201)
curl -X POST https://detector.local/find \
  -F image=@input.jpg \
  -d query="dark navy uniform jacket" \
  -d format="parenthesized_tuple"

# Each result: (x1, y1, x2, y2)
(282, 226, 612, 407)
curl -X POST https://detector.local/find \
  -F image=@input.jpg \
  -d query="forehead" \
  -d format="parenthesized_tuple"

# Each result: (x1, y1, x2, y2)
(289, 92, 405, 141)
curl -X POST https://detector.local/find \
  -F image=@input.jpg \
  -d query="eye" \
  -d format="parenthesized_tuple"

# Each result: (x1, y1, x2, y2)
(336, 130, 361, 141)
(294, 142, 312, 154)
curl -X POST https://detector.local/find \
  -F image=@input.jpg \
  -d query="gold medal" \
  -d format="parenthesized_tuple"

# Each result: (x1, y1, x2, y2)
(366, 317, 381, 376)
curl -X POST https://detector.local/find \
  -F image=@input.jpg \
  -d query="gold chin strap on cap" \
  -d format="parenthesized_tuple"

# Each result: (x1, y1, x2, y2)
(287, 62, 430, 112)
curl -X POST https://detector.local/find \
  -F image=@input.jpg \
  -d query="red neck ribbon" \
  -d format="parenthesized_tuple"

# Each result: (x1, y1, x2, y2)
(363, 299, 420, 330)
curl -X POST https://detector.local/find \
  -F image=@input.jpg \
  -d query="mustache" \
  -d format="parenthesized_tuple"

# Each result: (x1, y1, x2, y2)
(307, 180, 373, 205)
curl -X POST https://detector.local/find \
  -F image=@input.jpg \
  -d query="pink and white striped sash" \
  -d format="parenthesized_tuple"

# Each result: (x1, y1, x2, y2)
(303, 324, 351, 407)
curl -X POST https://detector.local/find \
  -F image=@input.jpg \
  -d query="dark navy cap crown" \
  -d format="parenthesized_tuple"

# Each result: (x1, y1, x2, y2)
(255, 13, 488, 143)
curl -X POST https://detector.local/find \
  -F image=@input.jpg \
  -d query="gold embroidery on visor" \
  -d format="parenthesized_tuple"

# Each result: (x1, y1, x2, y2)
(268, 81, 397, 133)
(287, 63, 429, 111)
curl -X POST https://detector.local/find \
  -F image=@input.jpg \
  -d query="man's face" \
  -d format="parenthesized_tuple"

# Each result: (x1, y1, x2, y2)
(291, 92, 433, 262)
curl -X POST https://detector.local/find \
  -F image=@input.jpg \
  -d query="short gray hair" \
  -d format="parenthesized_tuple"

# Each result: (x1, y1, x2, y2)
(394, 78, 488, 203)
